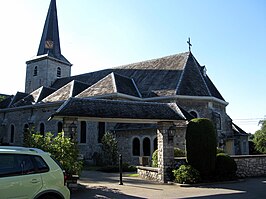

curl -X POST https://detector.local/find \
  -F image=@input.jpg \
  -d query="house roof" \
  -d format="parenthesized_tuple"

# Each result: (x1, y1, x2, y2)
(11, 86, 56, 107)
(42, 80, 88, 103)
(0, 95, 13, 109)
(232, 123, 248, 136)
(76, 72, 141, 98)
(51, 52, 225, 101)
(51, 98, 190, 123)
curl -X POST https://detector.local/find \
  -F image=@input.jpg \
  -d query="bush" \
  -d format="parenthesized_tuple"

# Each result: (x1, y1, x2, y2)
(215, 153, 237, 180)
(152, 148, 185, 167)
(186, 118, 217, 178)
(101, 132, 119, 166)
(217, 147, 225, 154)
(152, 149, 158, 167)
(25, 132, 83, 175)
(172, 165, 201, 184)
(174, 148, 186, 157)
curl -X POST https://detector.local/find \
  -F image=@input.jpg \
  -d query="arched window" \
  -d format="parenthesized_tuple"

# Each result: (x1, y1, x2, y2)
(57, 67, 61, 77)
(10, 124, 15, 143)
(132, 137, 140, 156)
(80, 121, 87, 143)
(33, 66, 38, 76)
(153, 137, 158, 152)
(57, 121, 63, 134)
(189, 111, 198, 118)
(213, 112, 222, 130)
(40, 123, 45, 136)
(143, 137, 151, 156)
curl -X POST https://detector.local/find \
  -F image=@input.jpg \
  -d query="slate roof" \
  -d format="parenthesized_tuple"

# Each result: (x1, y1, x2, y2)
(37, 0, 71, 65)
(232, 123, 248, 136)
(52, 98, 190, 122)
(12, 86, 56, 107)
(76, 72, 141, 98)
(9, 92, 28, 108)
(113, 123, 157, 131)
(0, 95, 13, 109)
(51, 52, 225, 101)
(42, 80, 89, 103)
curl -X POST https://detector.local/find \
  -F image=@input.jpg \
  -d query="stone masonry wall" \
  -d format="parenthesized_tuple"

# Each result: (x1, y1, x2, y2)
(138, 155, 266, 182)
(137, 166, 159, 181)
(233, 155, 266, 178)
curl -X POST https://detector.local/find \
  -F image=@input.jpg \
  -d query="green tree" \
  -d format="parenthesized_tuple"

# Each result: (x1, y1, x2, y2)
(253, 120, 266, 154)
(101, 132, 119, 166)
(25, 132, 83, 175)
(0, 95, 6, 102)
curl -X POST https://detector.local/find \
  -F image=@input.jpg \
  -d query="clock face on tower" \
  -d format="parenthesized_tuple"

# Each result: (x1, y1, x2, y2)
(45, 40, 54, 49)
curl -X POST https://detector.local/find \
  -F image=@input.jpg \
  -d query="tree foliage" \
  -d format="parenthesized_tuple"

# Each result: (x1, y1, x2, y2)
(101, 132, 119, 166)
(253, 120, 266, 154)
(24, 132, 83, 175)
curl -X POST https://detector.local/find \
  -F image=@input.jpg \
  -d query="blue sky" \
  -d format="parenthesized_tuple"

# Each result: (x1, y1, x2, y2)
(0, 0, 265, 133)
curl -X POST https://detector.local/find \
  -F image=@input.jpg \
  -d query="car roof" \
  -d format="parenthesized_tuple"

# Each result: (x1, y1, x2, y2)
(0, 146, 46, 155)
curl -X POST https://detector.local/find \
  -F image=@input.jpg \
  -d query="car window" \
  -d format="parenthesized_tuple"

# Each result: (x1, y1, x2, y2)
(0, 154, 35, 177)
(33, 155, 49, 173)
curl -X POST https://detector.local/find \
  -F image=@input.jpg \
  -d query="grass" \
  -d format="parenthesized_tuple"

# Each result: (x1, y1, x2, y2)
(125, 173, 139, 177)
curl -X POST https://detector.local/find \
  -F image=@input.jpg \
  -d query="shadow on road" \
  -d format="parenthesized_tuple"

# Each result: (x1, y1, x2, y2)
(71, 184, 145, 199)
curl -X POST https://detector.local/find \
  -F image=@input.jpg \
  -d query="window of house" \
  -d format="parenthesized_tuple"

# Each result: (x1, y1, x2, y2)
(57, 122, 63, 134)
(189, 111, 198, 118)
(57, 67, 61, 77)
(23, 124, 29, 134)
(10, 125, 15, 143)
(80, 121, 87, 143)
(132, 137, 140, 156)
(98, 122, 105, 143)
(33, 66, 38, 76)
(40, 123, 45, 136)
(214, 112, 222, 130)
(242, 140, 247, 153)
(143, 137, 151, 156)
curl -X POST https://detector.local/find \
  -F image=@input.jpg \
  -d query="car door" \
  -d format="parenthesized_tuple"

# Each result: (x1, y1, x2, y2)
(0, 154, 42, 199)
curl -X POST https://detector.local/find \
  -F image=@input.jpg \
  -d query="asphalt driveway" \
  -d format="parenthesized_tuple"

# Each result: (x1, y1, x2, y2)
(71, 170, 266, 199)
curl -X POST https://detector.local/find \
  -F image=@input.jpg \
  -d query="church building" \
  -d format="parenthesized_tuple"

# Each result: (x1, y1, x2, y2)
(0, 0, 249, 165)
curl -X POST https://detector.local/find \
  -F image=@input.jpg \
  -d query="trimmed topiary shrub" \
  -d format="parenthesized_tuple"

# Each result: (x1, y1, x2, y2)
(186, 118, 217, 178)
(215, 153, 237, 180)
(217, 147, 225, 154)
(172, 165, 201, 184)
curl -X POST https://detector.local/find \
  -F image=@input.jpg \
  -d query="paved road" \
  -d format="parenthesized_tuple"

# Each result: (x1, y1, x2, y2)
(71, 170, 266, 199)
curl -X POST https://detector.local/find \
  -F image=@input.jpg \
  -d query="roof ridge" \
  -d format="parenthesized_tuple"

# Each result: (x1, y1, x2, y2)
(190, 54, 212, 96)
(174, 52, 191, 93)
(113, 51, 190, 69)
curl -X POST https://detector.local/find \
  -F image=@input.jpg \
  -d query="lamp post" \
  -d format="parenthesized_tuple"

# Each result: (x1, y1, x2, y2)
(168, 125, 177, 143)
(69, 122, 77, 140)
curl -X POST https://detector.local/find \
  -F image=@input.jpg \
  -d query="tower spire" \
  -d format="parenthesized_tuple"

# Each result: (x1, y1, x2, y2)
(37, 0, 70, 64)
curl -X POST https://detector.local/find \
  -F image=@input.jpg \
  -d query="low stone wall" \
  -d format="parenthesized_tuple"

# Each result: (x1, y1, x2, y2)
(232, 155, 266, 178)
(137, 166, 159, 182)
(137, 155, 266, 182)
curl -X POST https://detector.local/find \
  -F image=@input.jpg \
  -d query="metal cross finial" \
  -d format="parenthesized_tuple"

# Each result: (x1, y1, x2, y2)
(187, 37, 192, 52)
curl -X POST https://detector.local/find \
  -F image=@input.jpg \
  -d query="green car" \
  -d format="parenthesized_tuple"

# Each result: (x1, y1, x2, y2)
(0, 146, 70, 199)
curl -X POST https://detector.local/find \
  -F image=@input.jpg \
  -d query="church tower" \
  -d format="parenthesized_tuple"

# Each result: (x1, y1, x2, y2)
(25, 0, 72, 93)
